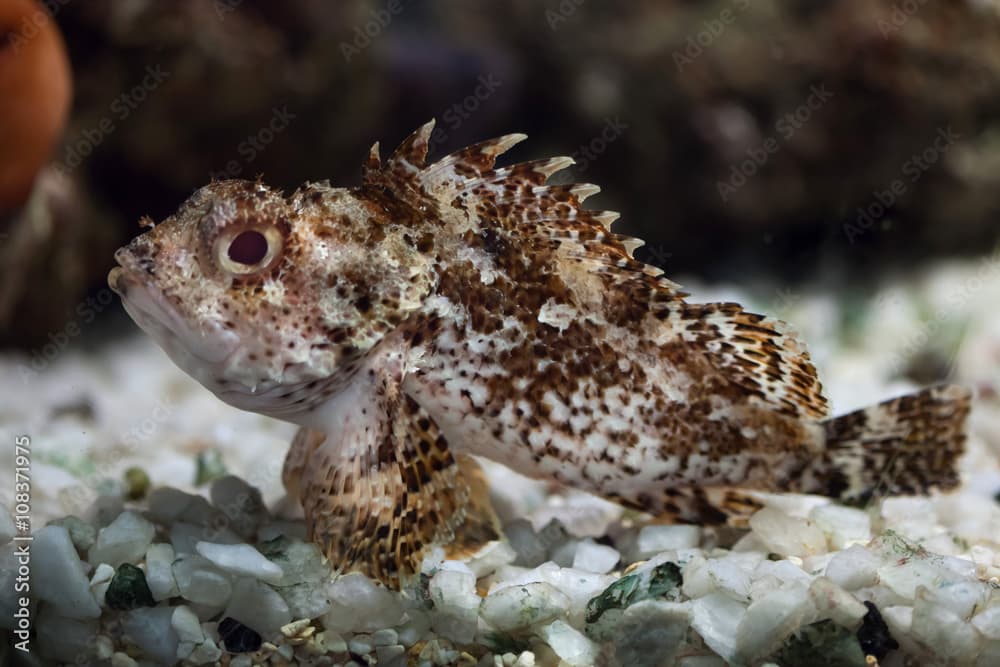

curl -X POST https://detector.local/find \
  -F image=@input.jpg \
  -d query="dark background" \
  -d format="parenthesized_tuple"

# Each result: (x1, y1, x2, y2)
(3, 0, 1000, 347)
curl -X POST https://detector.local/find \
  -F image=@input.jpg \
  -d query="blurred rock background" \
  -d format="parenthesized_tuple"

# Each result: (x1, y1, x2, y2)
(2, 0, 1000, 347)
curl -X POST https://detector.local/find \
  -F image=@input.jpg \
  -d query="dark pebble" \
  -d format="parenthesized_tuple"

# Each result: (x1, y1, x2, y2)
(857, 601, 899, 660)
(219, 616, 263, 653)
(104, 563, 156, 610)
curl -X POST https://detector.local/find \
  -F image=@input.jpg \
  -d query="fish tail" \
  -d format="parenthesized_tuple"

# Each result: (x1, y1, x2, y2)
(798, 385, 972, 504)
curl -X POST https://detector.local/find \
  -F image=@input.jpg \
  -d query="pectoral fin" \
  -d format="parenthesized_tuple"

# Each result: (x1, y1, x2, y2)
(282, 394, 500, 588)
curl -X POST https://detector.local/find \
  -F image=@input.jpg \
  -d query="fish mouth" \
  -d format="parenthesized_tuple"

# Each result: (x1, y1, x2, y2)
(108, 258, 239, 366)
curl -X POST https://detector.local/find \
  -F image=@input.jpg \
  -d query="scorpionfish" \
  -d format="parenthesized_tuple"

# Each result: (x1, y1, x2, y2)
(109, 121, 972, 587)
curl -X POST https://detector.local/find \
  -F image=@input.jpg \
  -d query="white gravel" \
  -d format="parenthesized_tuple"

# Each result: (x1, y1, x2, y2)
(194, 541, 284, 584)
(88, 510, 155, 567)
(32, 525, 101, 619)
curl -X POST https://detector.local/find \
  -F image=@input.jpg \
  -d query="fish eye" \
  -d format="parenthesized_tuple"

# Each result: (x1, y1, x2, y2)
(228, 230, 268, 265)
(215, 225, 283, 277)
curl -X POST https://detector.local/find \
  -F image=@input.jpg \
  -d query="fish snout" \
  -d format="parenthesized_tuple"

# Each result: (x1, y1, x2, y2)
(109, 235, 159, 289)
(107, 266, 126, 295)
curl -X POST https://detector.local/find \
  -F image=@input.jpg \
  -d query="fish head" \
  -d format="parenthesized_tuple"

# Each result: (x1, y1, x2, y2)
(109, 178, 433, 420)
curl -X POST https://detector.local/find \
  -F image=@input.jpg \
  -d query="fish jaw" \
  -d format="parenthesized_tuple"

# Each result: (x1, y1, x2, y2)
(109, 257, 361, 422)
(108, 262, 241, 391)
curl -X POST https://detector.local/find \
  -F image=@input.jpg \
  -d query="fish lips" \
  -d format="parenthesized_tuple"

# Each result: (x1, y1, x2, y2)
(108, 258, 239, 367)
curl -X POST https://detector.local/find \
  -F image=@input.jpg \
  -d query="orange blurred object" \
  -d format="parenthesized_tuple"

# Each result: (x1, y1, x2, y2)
(0, 0, 72, 214)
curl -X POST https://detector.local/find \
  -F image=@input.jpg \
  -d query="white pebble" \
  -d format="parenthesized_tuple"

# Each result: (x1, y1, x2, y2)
(572, 539, 619, 574)
(279, 581, 331, 620)
(537, 619, 598, 667)
(319, 630, 348, 652)
(734, 582, 813, 662)
(395, 609, 431, 646)
(175, 608, 222, 665)
(824, 544, 880, 590)
(636, 525, 700, 558)
(88, 511, 155, 567)
(145, 543, 179, 601)
(880, 604, 915, 655)
(924, 577, 990, 620)
(89, 562, 116, 607)
(122, 607, 180, 665)
(372, 628, 399, 646)
(322, 573, 404, 633)
(808, 504, 871, 550)
(171, 605, 205, 643)
(912, 586, 984, 662)
(186, 638, 223, 665)
(349, 633, 374, 654)
(95, 634, 114, 659)
(880, 558, 955, 602)
(808, 577, 868, 628)
(429, 568, 480, 643)
(172, 555, 233, 607)
(464, 540, 518, 578)
(111, 652, 138, 667)
(690, 592, 746, 663)
(35, 606, 99, 662)
(34, 525, 101, 619)
(683, 556, 751, 602)
(223, 577, 291, 638)
(513, 652, 536, 667)
(481, 581, 570, 632)
(749, 507, 826, 558)
(881, 497, 934, 525)
(972, 604, 1000, 640)
(509, 563, 614, 627)
(730, 531, 770, 553)
(195, 541, 283, 584)
(614, 600, 690, 667)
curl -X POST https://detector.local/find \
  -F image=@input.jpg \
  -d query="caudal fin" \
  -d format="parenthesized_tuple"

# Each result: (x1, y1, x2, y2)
(804, 385, 972, 505)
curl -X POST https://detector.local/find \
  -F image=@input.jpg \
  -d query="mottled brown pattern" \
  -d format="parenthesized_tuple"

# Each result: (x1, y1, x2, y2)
(110, 120, 972, 588)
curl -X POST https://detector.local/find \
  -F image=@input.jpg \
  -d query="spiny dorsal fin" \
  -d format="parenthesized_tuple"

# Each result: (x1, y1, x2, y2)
(389, 120, 435, 170)
(362, 141, 382, 183)
(366, 122, 680, 307)
(363, 120, 435, 188)
(421, 131, 528, 190)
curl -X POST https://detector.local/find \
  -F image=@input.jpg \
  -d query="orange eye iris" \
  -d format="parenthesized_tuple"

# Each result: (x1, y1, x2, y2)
(228, 230, 269, 265)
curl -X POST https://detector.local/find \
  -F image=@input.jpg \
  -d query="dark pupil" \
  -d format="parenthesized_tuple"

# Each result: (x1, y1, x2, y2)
(228, 231, 268, 266)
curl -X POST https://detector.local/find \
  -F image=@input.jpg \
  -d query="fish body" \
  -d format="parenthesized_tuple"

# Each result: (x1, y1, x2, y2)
(110, 121, 971, 586)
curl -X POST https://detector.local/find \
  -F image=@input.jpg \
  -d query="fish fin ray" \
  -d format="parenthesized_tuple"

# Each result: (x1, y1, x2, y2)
(282, 392, 500, 588)
(665, 302, 830, 420)
(803, 384, 971, 503)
